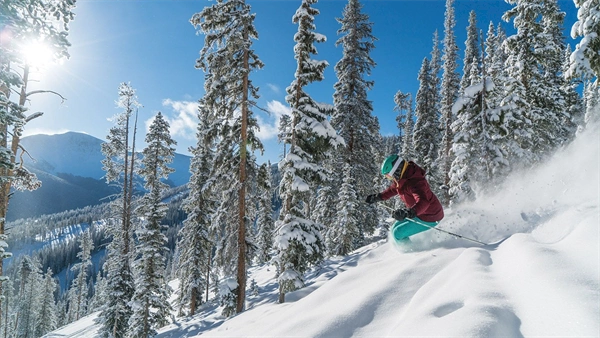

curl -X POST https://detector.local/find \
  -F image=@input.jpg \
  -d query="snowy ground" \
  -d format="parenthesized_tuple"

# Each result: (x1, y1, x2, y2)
(45, 125, 599, 338)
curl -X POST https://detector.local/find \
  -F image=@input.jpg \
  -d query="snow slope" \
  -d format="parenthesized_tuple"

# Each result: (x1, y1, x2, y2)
(45, 125, 599, 338)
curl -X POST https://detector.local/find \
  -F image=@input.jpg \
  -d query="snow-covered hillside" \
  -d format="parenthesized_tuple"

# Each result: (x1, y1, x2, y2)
(9, 132, 192, 220)
(45, 125, 599, 338)
(21, 132, 107, 179)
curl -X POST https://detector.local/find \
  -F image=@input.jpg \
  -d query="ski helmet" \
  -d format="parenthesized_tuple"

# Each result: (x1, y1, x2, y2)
(381, 155, 401, 176)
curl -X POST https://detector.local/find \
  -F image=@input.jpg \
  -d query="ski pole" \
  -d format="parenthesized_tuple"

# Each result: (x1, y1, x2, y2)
(378, 203, 490, 246)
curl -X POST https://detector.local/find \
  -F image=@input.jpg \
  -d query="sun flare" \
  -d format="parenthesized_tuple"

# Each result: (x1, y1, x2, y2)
(21, 41, 54, 67)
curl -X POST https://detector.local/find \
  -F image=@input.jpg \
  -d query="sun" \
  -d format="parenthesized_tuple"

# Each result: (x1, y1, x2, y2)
(20, 40, 54, 67)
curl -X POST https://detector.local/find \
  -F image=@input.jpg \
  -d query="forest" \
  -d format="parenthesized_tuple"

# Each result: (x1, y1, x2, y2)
(0, 0, 598, 337)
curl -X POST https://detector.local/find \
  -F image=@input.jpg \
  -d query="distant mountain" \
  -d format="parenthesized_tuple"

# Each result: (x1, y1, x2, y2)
(7, 132, 191, 221)
(20, 132, 107, 179)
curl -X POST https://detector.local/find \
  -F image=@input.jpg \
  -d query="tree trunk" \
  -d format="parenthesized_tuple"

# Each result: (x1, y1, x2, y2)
(190, 287, 197, 316)
(0, 64, 29, 331)
(236, 29, 249, 314)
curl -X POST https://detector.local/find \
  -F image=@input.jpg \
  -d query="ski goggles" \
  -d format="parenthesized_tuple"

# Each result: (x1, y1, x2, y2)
(385, 160, 409, 181)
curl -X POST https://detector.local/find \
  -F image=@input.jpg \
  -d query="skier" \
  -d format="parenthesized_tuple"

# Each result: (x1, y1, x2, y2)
(365, 155, 444, 242)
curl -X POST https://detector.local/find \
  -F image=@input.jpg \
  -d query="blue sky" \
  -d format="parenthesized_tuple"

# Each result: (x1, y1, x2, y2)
(24, 0, 578, 164)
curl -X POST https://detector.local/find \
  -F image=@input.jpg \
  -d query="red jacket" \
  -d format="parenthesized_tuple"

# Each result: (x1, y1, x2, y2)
(380, 162, 444, 222)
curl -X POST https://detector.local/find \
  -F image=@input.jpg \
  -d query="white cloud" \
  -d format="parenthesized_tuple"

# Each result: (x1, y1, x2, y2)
(266, 83, 280, 94)
(256, 100, 291, 141)
(150, 99, 290, 145)
(146, 99, 198, 141)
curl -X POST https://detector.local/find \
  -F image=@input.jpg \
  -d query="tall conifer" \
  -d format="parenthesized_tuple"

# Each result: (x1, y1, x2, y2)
(191, 0, 264, 314)
(128, 112, 175, 337)
(438, 0, 461, 204)
(99, 83, 140, 338)
(332, 0, 379, 241)
(275, 0, 344, 303)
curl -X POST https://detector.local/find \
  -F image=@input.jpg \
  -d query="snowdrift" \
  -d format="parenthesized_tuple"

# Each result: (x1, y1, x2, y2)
(45, 125, 599, 338)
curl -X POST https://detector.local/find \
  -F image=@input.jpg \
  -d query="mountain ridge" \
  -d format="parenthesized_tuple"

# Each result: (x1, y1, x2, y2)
(8, 132, 191, 221)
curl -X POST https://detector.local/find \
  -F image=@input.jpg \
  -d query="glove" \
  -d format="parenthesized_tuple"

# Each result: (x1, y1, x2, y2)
(365, 193, 382, 204)
(392, 208, 416, 221)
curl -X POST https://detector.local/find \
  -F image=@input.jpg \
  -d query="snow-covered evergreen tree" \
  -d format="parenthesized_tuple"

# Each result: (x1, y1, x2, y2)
(255, 163, 274, 264)
(413, 57, 438, 171)
(192, 0, 264, 314)
(36, 268, 58, 337)
(394, 91, 414, 160)
(567, 0, 600, 81)
(128, 112, 175, 338)
(448, 11, 481, 203)
(0, 1, 75, 320)
(430, 29, 443, 133)
(437, 0, 461, 205)
(315, 185, 338, 255)
(461, 11, 481, 91)
(67, 230, 93, 322)
(176, 104, 214, 317)
(278, 114, 292, 160)
(331, 0, 380, 241)
(538, 0, 572, 150)
(502, 0, 570, 165)
(562, 45, 585, 137)
(482, 22, 511, 185)
(0, 278, 14, 336)
(275, 0, 344, 303)
(583, 81, 600, 127)
(329, 163, 360, 256)
(89, 271, 108, 313)
(99, 83, 140, 338)
(449, 69, 482, 203)
(14, 257, 42, 338)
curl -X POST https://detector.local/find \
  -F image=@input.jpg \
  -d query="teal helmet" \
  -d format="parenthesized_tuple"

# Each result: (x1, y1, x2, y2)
(381, 155, 400, 176)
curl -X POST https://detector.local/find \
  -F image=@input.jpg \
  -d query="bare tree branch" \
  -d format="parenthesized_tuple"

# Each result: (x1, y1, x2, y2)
(26, 90, 67, 102)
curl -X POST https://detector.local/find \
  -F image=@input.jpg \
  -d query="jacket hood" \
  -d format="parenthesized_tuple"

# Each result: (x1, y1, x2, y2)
(402, 161, 425, 180)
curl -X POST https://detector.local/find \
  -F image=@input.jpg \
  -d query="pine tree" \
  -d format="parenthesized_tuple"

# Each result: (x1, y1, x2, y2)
(255, 163, 274, 264)
(0, 1, 75, 324)
(482, 22, 511, 185)
(413, 57, 438, 170)
(0, 278, 14, 338)
(449, 66, 481, 203)
(447, 11, 481, 203)
(430, 29, 443, 133)
(562, 45, 585, 138)
(437, 0, 461, 204)
(567, 0, 600, 80)
(128, 112, 175, 337)
(278, 114, 292, 159)
(394, 91, 414, 160)
(36, 269, 58, 337)
(329, 163, 360, 256)
(315, 185, 338, 255)
(583, 81, 600, 127)
(67, 230, 93, 322)
(14, 257, 42, 338)
(89, 271, 108, 313)
(99, 83, 140, 338)
(275, 0, 344, 304)
(502, 0, 569, 165)
(176, 104, 214, 317)
(192, 0, 264, 314)
(331, 0, 380, 241)
(537, 0, 571, 151)
(461, 11, 481, 91)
